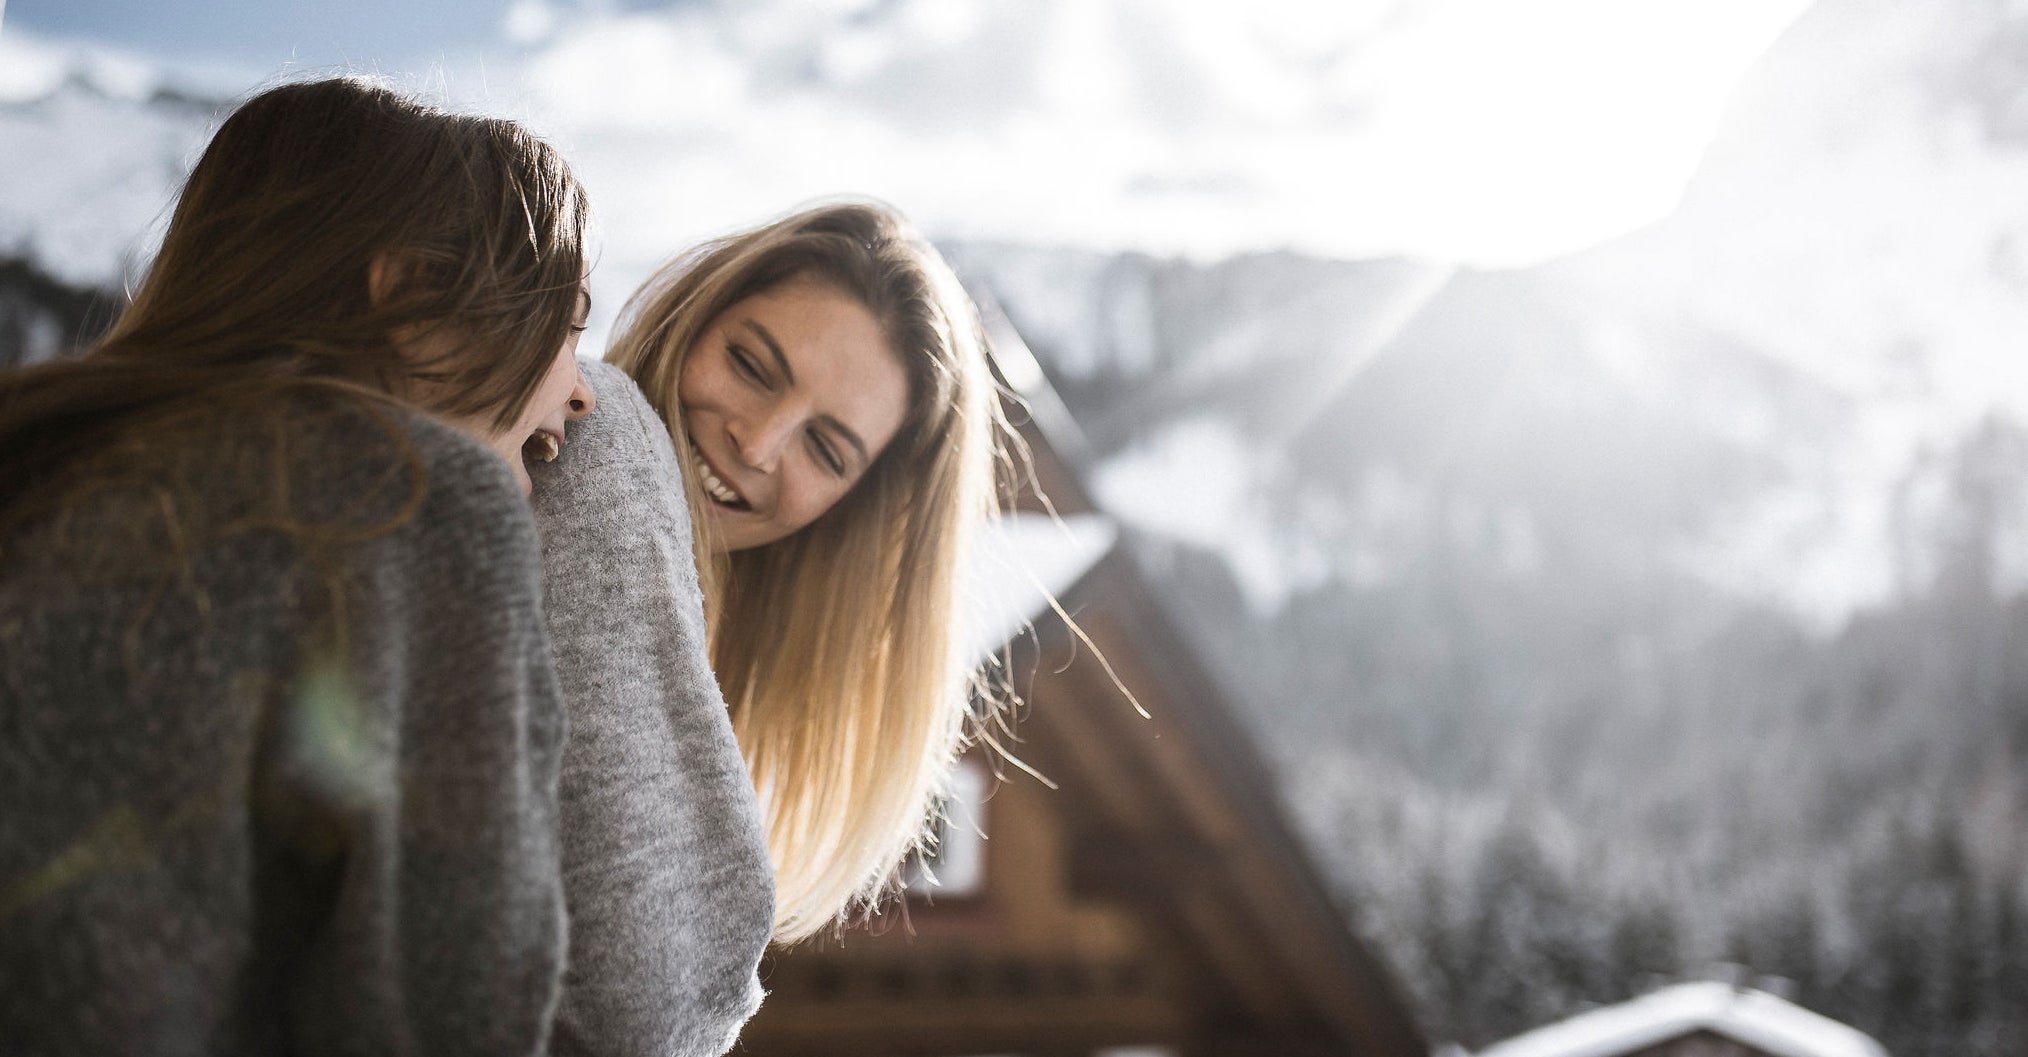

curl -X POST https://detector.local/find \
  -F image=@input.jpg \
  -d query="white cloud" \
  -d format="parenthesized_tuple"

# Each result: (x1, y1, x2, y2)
(503, 0, 563, 47)
(498, 0, 1812, 276)
(0, 29, 165, 103)
(0, 33, 78, 103)
(0, 1, 1813, 307)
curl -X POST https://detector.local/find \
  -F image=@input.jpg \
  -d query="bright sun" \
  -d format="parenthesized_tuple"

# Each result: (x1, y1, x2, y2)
(1325, 0, 1818, 265)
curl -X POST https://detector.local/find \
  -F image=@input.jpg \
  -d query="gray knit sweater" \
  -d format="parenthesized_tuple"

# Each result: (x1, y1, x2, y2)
(0, 397, 569, 1056)
(528, 360, 773, 1057)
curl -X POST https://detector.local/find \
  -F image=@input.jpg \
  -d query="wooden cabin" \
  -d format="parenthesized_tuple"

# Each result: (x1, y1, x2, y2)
(1471, 983, 1891, 1057)
(734, 307, 1428, 1057)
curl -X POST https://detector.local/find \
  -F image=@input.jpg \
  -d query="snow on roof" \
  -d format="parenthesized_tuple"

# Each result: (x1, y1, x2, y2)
(960, 511, 1117, 665)
(1472, 982, 1890, 1057)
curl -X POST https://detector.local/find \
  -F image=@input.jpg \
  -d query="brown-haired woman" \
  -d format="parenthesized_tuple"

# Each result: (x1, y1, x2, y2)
(0, 78, 601, 1054)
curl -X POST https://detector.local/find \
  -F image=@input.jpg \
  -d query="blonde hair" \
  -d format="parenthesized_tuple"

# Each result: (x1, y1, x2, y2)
(608, 201, 1008, 942)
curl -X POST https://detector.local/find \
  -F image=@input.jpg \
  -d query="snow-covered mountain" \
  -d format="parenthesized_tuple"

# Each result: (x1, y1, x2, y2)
(1547, 0, 2028, 620)
(0, 53, 221, 291)
(945, 3, 2028, 1050)
(955, 0, 2028, 633)
(0, 40, 231, 366)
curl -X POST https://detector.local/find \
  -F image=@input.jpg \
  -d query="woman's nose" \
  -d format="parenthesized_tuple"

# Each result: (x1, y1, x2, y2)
(566, 366, 596, 420)
(728, 409, 796, 472)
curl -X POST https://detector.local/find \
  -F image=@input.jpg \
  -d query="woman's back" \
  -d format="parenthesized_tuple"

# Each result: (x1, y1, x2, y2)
(0, 392, 569, 1055)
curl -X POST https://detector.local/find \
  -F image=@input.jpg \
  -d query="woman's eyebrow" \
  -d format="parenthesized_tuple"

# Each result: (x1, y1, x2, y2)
(819, 416, 870, 466)
(739, 319, 795, 385)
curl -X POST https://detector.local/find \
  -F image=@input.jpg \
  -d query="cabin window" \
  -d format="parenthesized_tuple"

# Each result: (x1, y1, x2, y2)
(907, 756, 989, 899)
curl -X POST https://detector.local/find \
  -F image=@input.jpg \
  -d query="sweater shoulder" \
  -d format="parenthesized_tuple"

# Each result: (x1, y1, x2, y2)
(1, 391, 536, 591)
(527, 358, 694, 556)
(387, 407, 543, 554)
(571, 359, 682, 474)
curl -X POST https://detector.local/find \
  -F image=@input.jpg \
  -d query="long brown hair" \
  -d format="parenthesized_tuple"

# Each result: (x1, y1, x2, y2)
(0, 76, 589, 514)
(610, 201, 1009, 941)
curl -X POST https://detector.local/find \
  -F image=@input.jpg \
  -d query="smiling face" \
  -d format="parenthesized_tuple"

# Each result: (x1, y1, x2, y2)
(488, 323, 595, 495)
(678, 278, 911, 552)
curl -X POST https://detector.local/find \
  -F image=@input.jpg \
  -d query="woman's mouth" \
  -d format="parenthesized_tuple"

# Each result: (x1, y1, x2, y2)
(690, 444, 751, 510)
(523, 429, 563, 463)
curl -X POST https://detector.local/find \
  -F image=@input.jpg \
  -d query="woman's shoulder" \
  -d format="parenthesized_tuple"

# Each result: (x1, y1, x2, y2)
(526, 359, 691, 540)
(260, 389, 533, 536)
(5, 389, 531, 574)
(170, 390, 540, 592)
(563, 359, 682, 473)
(382, 403, 531, 518)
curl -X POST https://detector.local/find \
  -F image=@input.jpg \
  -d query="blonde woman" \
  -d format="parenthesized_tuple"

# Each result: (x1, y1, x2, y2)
(530, 201, 1006, 983)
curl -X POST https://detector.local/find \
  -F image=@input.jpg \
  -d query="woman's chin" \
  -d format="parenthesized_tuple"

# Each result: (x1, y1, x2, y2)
(482, 436, 535, 497)
(700, 503, 741, 551)
(703, 504, 777, 553)
(505, 458, 534, 497)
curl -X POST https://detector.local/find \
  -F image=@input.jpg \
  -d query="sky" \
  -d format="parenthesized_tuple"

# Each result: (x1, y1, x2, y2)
(2, 0, 1817, 275)
(7, 0, 511, 67)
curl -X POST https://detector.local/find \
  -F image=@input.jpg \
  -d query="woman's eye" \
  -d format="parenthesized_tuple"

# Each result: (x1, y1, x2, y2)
(810, 432, 845, 476)
(729, 344, 767, 385)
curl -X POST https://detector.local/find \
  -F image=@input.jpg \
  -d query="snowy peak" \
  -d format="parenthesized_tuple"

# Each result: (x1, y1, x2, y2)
(0, 55, 227, 288)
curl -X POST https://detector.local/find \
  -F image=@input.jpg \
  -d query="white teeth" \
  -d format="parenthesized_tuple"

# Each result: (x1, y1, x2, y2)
(690, 448, 744, 505)
(526, 432, 560, 463)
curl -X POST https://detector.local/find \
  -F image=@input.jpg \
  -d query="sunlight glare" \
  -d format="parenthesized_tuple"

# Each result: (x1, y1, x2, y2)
(1346, 0, 1815, 264)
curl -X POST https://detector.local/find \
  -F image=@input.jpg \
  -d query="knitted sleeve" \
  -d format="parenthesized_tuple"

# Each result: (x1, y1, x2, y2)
(529, 360, 775, 1057)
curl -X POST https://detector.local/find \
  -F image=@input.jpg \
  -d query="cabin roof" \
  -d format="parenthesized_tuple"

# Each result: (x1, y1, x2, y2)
(973, 289, 1430, 1055)
(963, 510, 1118, 665)
(1473, 982, 1890, 1057)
